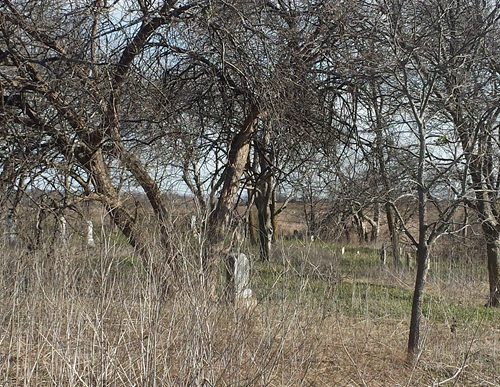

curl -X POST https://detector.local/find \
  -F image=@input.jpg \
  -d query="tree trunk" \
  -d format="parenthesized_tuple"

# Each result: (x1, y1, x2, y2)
(370, 202, 380, 242)
(246, 147, 258, 246)
(304, 185, 317, 238)
(255, 195, 272, 261)
(270, 188, 278, 243)
(86, 150, 146, 256)
(34, 207, 46, 248)
(353, 212, 367, 243)
(247, 206, 258, 246)
(407, 241, 430, 360)
(385, 203, 401, 269)
(343, 214, 351, 244)
(380, 244, 387, 265)
(112, 142, 174, 263)
(408, 113, 429, 361)
(408, 171, 429, 361)
(482, 225, 500, 307)
(461, 205, 468, 239)
(469, 155, 500, 308)
(371, 86, 400, 266)
(200, 106, 258, 299)
(207, 106, 259, 291)
(254, 125, 274, 261)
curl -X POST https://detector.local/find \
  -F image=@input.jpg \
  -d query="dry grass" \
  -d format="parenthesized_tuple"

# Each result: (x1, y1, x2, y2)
(0, 228, 498, 386)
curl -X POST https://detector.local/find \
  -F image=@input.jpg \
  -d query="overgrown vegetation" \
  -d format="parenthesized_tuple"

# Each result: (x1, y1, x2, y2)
(1, 0, 500, 383)
(0, 224, 497, 386)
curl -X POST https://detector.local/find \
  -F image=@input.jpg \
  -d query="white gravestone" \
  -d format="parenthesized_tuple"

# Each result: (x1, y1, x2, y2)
(227, 252, 256, 308)
(86, 220, 95, 247)
(235, 253, 257, 308)
(60, 216, 67, 244)
(6, 210, 17, 246)
(234, 253, 250, 297)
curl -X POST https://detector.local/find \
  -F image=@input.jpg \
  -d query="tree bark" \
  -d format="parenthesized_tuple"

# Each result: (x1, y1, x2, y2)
(202, 106, 259, 298)
(207, 106, 259, 267)
(246, 148, 258, 245)
(482, 224, 500, 307)
(407, 143, 430, 361)
(247, 207, 258, 245)
(85, 150, 145, 255)
(407, 240, 429, 360)
(461, 205, 468, 239)
(304, 179, 317, 238)
(385, 203, 401, 268)
(270, 187, 278, 243)
(440, 8, 500, 306)
(246, 186, 257, 245)
(255, 193, 272, 261)
(113, 145, 174, 263)
(254, 128, 274, 261)
(469, 155, 500, 307)
(407, 84, 431, 359)
(353, 212, 367, 243)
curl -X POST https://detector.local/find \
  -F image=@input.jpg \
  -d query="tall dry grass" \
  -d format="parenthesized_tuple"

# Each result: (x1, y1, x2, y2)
(0, 219, 498, 386)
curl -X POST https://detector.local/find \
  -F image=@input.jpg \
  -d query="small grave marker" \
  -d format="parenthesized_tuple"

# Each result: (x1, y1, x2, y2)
(87, 220, 95, 247)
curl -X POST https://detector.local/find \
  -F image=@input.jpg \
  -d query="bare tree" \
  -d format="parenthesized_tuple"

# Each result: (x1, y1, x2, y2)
(370, 0, 468, 360)
(431, 0, 500, 307)
(1, 0, 198, 268)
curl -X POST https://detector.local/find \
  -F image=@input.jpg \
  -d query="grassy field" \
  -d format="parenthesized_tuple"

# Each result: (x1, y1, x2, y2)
(0, 232, 498, 386)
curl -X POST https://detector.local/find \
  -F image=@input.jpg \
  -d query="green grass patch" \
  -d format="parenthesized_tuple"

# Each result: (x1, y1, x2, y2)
(252, 259, 498, 324)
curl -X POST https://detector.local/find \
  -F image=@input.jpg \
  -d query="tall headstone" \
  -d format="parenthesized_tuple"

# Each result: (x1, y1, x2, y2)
(190, 215, 197, 231)
(60, 216, 67, 245)
(86, 220, 95, 248)
(226, 252, 255, 307)
(6, 209, 17, 246)
(234, 253, 250, 297)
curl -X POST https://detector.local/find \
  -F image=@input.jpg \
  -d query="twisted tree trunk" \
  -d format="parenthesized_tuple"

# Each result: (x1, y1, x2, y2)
(206, 106, 259, 293)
